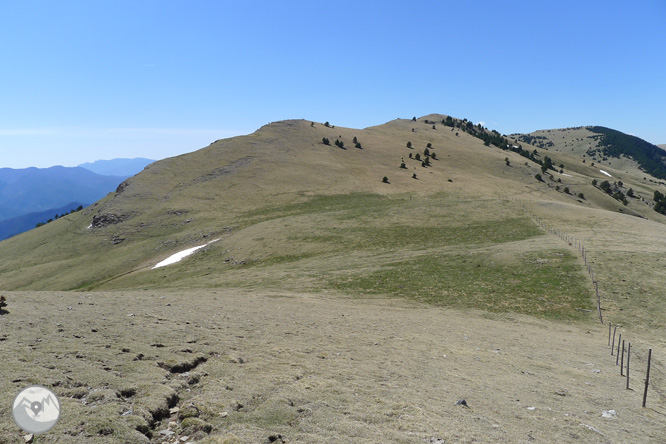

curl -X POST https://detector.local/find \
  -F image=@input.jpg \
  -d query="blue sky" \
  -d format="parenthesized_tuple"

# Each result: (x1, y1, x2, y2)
(1, 0, 665, 168)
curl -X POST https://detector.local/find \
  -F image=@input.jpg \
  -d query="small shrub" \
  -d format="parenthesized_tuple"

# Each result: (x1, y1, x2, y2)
(627, 188, 634, 197)
(400, 162, 407, 169)
(563, 187, 570, 194)
(431, 152, 437, 159)
(427, 143, 432, 148)
(412, 116, 416, 122)
(415, 153, 421, 161)
(592, 179, 598, 186)
(535, 173, 542, 182)
(322, 137, 330, 145)
(505, 157, 510, 166)
(0, 295, 7, 314)
(578, 193, 585, 199)
(424, 157, 431, 166)
(406, 141, 412, 148)
(324, 121, 330, 127)
(412, 173, 417, 179)
(382, 176, 389, 184)
(408, 153, 413, 159)
(424, 148, 430, 157)
(432, 125, 436, 129)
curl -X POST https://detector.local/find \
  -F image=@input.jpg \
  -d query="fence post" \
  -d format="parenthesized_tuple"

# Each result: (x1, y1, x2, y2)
(608, 322, 612, 346)
(611, 326, 617, 355)
(621, 340, 625, 375)
(643, 349, 652, 408)
(616, 334, 622, 365)
(626, 343, 631, 390)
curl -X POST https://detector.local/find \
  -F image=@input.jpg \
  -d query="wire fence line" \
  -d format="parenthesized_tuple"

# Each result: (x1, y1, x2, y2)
(506, 196, 664, 409)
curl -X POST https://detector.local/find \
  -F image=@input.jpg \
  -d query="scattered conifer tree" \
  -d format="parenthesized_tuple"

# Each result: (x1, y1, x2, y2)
(406, 141, 412, 148)
(382, 176, 389, 183)
(324, 121, 330, 127)
(412, 173, 417, 179)
(415, 153, 421, 161)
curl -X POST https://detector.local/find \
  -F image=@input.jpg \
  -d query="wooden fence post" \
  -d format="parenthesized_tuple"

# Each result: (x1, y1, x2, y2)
(611, 326, 617, 355)
(621, 340, 625, 375)
(626, 343, 631, 390)
(643, 349, 652, 408)
(608, 322, 612, 346)
(616, 334, 622, 365)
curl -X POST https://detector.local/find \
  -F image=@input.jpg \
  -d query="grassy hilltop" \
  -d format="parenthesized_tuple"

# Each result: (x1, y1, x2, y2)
(1, 115, 666, 443)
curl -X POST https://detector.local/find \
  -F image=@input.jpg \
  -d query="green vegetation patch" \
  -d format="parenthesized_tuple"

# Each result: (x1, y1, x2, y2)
(243, 193, 402, 223)
(293, 218, 542, 251)
(329, 249, 591, 320)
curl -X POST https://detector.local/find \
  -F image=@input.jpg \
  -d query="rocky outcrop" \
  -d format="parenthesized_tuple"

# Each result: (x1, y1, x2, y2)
(91, 213, 128, 229)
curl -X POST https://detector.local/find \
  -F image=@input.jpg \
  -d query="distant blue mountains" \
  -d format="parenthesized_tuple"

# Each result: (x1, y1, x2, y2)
(0, 158, 154, 240)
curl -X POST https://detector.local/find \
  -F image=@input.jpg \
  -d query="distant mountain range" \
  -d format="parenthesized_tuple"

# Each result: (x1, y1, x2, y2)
(0, 201, 86, 241)
(0, 158, 154, 240)
(78, 157, 154, 176)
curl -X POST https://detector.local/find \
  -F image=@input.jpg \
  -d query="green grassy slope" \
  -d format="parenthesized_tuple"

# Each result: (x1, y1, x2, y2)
(2, 115, 666, 330)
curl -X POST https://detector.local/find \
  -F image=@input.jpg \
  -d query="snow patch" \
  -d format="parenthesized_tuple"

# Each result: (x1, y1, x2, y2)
(561, 173, 573, 177)
(153, 238, 220, 269)
(599, 169, 612, 177)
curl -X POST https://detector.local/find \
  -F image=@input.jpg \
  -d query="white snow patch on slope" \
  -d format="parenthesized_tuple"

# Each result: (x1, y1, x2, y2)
(153, 238, 220, 269)
(599, 170, 612, 177)
(561, 173, 573, 177)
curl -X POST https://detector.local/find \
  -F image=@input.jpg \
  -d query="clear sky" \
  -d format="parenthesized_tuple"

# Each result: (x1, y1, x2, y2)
(1, 0, 665, 168)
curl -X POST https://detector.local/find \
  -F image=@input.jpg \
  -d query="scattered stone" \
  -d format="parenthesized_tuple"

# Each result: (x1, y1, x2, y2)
(220, 411, 229, 418)
(581, 423, 604, 435)
(591, 369, 601, 373)
(527, 406, 536, 411)
(169, 407, 180, 414)
(602, 409, 617, 419)
(22, 434, 34, 443)
(454, 399, 469, 408)
(267, 435, 285, 443)
(180, 437, 190, 443)
(159, 429, 175, 436)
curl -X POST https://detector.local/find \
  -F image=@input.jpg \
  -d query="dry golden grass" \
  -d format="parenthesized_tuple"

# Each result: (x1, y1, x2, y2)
(2, 115, 666, 442)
